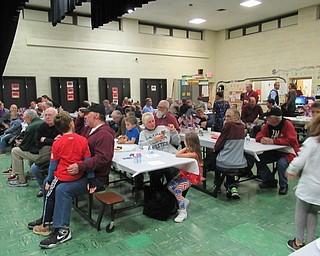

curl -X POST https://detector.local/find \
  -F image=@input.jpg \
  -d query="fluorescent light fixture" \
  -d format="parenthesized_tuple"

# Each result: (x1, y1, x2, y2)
(127, 9, 134, 13)
(189, 18, 206, 24)
(240, 0, 262, 7)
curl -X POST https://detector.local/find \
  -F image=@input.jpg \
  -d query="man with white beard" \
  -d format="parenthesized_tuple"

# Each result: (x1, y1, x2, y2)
(154, 100, 180, 132)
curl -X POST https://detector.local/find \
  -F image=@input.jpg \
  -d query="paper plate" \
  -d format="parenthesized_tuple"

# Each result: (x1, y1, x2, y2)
(114, 144, 136, 152)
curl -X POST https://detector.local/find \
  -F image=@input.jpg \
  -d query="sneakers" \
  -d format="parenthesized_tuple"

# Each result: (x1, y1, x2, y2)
(33, 224, 52, 236)
(230, 187, 240, 199)
(174, 210, 187, 223)
(7, 179, 28, 187)
(287, 238, 305, 251)
(279, 185, 288, 195)
(36, 190, 44, 197)
(7, 174, 17, 180)
(39, 228, 72, 249)
(2, 167, 12, 175)
(213, 185, 222, 193)
(259, 179, 278, 188)
(28, 218, 43, 229)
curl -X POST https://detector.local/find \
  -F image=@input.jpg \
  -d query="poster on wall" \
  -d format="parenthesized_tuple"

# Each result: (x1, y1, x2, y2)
(317, 85, 320, 95)
(12, 91, 20, 98)
(67, 94, 74, 101)
(67, 81, 74, 88)
(151, 85, 156, 91)
(112, 87, 119, 103)
(67, 88, 74, 94)
(11, 83, 20, 90)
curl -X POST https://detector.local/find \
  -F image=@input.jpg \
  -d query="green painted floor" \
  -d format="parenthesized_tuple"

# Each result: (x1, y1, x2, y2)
(0, 152, 318, 256)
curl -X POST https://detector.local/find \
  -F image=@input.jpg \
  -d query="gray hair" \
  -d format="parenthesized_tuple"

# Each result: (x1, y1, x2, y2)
(111, 110, 122, 117)
(158, 100, 169, 109)
(24, 109, 38, 120)
(142, 112, 154, 124)
(44, 101, 53, 108)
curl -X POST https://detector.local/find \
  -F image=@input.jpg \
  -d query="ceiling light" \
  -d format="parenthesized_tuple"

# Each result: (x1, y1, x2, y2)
(240, 0, 262, 7)
(189, 18, 206, 24)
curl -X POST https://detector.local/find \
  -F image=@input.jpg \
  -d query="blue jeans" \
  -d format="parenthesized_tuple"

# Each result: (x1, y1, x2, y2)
(30, 163, 46, 190)
(256, 150, 289, 188)
(0, 133, 12, 151)
(52, 177, 105, 229)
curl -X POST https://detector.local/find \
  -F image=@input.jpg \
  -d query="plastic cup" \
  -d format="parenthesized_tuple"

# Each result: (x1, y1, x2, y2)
(143, 146, 149, 151)
(207, 127, 212, 132)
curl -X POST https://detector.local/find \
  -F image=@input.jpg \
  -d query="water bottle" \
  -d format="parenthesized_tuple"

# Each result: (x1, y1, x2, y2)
(245, 134, 251, 144)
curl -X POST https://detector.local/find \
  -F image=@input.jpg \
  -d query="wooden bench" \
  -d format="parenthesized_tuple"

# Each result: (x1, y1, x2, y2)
(95, 191, 125, 232)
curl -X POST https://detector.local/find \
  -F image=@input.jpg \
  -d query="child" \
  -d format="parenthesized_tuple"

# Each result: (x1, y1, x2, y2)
(32, 111, 94, 237)
(167, 132, 203, 223)
(118, 116, 140, 144)
(285, 113, 320, 251)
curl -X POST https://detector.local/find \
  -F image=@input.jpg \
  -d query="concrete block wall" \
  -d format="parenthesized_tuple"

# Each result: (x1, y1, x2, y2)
(214, 5, 320, 98)
(5, 17, 216, 104)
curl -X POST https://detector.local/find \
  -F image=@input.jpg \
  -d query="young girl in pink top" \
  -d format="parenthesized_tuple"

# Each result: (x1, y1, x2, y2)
(167, 132, 203, 223)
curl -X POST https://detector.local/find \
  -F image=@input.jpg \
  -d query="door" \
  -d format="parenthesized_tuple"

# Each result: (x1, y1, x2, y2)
(140, 79, 167, 107)
(51, 77, 88, 112)
(98, 78, 130, 105)
(1, 76, 37, 108)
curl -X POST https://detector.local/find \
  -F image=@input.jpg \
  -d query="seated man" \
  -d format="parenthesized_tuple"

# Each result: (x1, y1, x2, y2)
(241, 97, 263, 137)
(213, 109, 247, 199)
(194, 108, 208, 130)
(154, 100, 180, 132)
(255, 107, 300, 195)
(8, 109, 44, 187)
(110, 110, 126, 137)
(0, 110, 21, 154)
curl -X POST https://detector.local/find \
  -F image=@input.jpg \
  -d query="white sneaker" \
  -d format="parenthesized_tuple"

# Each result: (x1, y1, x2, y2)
(184, 198, 189, 210)
(174, 210, 187, 223)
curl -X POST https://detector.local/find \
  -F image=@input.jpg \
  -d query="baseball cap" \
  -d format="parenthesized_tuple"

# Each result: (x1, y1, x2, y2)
(262, 107, 282, 117)
(81, 104, 105, 116)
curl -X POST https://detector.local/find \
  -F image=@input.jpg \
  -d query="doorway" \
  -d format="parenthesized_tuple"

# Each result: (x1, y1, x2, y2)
(0, 76, 37, 108)
(290, 78, 312, 97)
(140, 79, 167, 107)
(51, 77, 88, 112)
(98, 78, 130, 105)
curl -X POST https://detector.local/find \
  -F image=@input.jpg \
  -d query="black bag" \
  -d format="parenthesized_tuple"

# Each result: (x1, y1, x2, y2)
(143, 185, 177, 221)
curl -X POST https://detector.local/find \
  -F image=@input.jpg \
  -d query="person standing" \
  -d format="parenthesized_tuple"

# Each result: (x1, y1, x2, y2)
(285, 114, 320, 251)
(242, 83, 259, 107)
(213, 92, 230, 132)
(268, 82, 280, 106)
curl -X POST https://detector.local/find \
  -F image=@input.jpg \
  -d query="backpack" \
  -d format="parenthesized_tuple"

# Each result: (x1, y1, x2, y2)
(143, 185, 177, 221)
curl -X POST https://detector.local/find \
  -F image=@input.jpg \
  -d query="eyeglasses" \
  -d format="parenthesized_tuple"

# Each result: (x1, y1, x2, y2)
(157, 106, 165, 109)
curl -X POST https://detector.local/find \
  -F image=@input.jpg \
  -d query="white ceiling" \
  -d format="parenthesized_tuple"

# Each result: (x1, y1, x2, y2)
(26, 0, 320, 30)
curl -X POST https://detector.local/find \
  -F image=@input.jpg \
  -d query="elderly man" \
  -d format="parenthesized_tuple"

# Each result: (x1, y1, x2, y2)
(110, 110, 126, 137)
(28, 104, 115, 248)
(103, 99, 113, 115)
(241, 97, 263, 134)
(255, 107, 300, 195)
(30, 108, 61, 197)
(243, 83, 259, 107)
(154, 100, 180, 132)
(8, 109, 43, 187)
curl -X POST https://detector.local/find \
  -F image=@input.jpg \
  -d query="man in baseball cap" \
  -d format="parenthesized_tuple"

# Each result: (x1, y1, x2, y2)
(81, 104, 105, 116)
(254, 107, 299, 195)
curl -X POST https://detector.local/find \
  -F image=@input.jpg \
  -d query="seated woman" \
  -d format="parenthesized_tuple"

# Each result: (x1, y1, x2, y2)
(139, 112, 180, 189)
(194, 108, 208, 130)
(212, 109, 248, 199)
